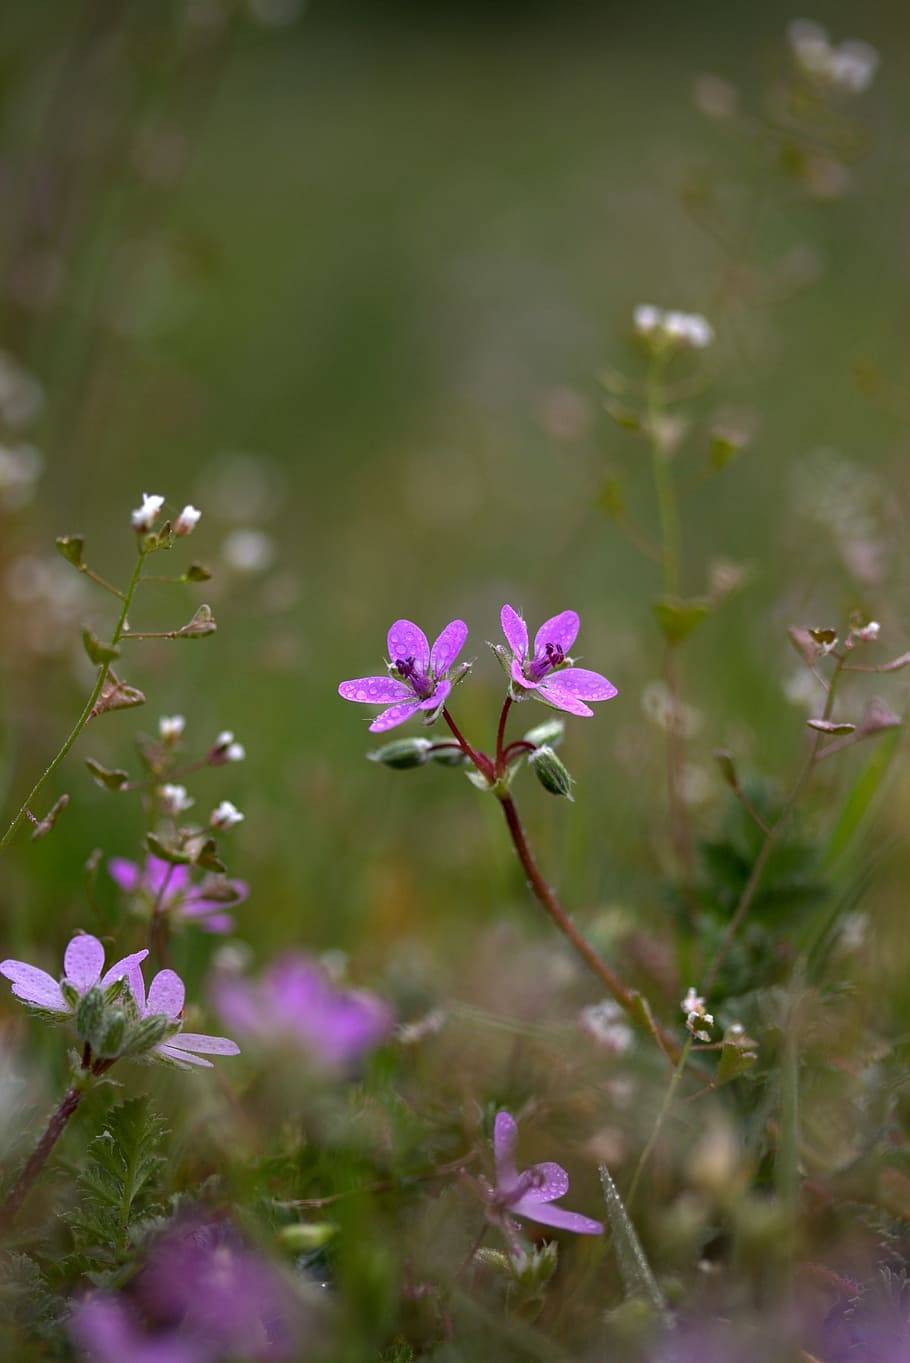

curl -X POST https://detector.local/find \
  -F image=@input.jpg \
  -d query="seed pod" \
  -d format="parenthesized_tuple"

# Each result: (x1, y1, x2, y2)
(528, 745, 575, 800)
(367, 738, 432, 769)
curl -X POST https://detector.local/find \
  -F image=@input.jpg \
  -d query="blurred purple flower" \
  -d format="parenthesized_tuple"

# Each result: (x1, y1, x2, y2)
(498, 604, 617, 717)
(487, 1111, 603, 1236)
(212, 953, 393, 1069)
(109, 854, 248, 934)
(131, 966, 241, 1070)
(0, 933, 148, 1017)
(72, 1221, 313, 1363)
(338, 617, 468, 733)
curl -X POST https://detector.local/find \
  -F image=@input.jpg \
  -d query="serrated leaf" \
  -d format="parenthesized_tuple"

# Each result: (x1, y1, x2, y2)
(183, 561, 212, 582)
(599, 1165, 670, 1320)
(176, 603, 217, 638)
(82, 627, 121, 665)
(85, 758, 129, 791)
(56, 535, 85, 568)
(653, 595, 711, 645)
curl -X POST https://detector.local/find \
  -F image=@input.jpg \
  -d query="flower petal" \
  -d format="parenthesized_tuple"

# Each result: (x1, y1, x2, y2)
(546, 666, 617, 703)
(510, 1198, 603, 1235)
(0, 960, 68, 1013)
(165, 1031, 240, 1055)
(108, 858, 141, 893)
(198, 913, 234, 933)
(63, 934, 105, 991)
(430, 620, 468, 676)
(387, 620, 430, 670)
(511, 659, 538, 691)
(417, 679, 450, 710)
(154, 1043, 213, 1069)
(518, 1162, 570, 1203)
(146, 969, 185, 1019)
(101, 950, 150, 1013)
(146, 856, 190, 897)
(368, 701, 422, 733)
(536, 684, 594, 717)
(500, 605, 528, 661)
(533, 610, 580, 659)
(339, 675, 412, 704)
(493, 1111, 520, 1187)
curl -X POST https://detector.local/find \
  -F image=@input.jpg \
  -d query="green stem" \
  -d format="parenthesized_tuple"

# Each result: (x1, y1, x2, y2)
(626, 1035, 693, 1208)
(0, 549, 148, 853)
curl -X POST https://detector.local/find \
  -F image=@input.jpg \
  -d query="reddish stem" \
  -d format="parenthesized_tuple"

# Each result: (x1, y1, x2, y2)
(0, 1086, 85, 1225)
(442, 709, 495, 783)
(495, 697, 513, 775)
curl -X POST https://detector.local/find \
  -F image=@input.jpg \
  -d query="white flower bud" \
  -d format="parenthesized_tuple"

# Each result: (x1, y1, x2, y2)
(174, 504, 202, 536)
(212, 730, 245, 763)
(210, 799, 244, 830)
(159, 783, 193, 815)
(158, 714, 186, 743)
(131, 493, 165, 532)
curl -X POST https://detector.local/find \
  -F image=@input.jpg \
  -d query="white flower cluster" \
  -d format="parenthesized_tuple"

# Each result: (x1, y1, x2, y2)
(787, 20, 879, 94)
(681, 987, 714, 1043)
(634, 304, 714, 351)
(130, 493, 201, 536)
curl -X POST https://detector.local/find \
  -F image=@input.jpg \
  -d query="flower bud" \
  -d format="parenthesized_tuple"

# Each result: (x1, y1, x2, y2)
(210, 800, 244, 830)
(528, 745, 574, 800)
(174, 504, 201, 536)
(131, 492, 165, 532)
(160, 783, 193, 816)
(210, 730, 245, 764)
(522, 716, 566, 748)
(75, 987, 105, 1044)
(368, 737, 432, 769)
(121, 1014, 179, 1057)
(159, 714, 186, 743)
(94, 1009, 127, 1059)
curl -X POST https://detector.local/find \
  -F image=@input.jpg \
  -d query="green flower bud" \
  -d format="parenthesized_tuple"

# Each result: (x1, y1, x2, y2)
(94, 1010, 127, 1059)
(427, 746, 465, 767)
(528, 745, 574, 800)
(74, 987, 105, 1044)
(367, 737, 432, 769)
(122, 1014, 179, 1058)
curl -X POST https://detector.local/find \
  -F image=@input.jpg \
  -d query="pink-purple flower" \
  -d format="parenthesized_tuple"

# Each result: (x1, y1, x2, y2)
(129, 964, 241, 1070)
(498, 605, 617, 717)
(108, 854, 248, 934)
(0, 933, 148, 1018)
(338, 617, 468, 733)
(487, 1111, 603, 1236)
(212, 953, 394, 1070)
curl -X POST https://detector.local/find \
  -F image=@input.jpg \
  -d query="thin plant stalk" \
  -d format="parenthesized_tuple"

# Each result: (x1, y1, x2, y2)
(626, 1035, 693, 1208)
(0, 549, 148, 854)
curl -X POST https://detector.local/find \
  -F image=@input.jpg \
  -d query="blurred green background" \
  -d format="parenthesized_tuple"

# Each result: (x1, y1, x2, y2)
(1, 0, 908, 1006)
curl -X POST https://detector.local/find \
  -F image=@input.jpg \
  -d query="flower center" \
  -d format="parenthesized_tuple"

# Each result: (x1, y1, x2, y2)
(528, 641, 566, 682)
(395, 655, 434, 699)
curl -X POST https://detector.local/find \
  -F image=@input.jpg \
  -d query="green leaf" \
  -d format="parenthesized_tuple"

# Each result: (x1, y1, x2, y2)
(82, 627, 121, 665)
(85, 758, 129, 791)
(56, 535, 85, 568)
(653, 595, 711, 645)
(145, 833, 192, 865)
(598, 1165, 670, 1320)
(716, 1032, 759, 1085)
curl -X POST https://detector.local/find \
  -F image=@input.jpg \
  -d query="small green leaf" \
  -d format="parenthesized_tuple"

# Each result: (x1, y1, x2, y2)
(145, 833, 192, 865)
(599, 1165, 670, 1319)
(716, 1030, 759, 1085)
(56, 535, 85, 568)
(653, 595, 711, 645)
(85, 759, 129, 791)
(82, 627, 121, 665)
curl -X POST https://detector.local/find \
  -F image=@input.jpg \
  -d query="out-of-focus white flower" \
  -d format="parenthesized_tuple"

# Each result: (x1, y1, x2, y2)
(642, 680, 704, 738)
(221, 528, 274, 574)
(131, 493, 165, 532)
(210, 800, 244, 830)
(159, 715, 186, 743)
(580, 1000, 633, 1055)
(160, 783, 193, 816)
(634, 304, 714, 351)
(0, 352, 44, 428)
(854, 620, 880, 643)
(0, 444, 42, 510)
(681, 986, 714, 1042)
(787, 19, 879, 94)
(212, 730, 245, 763)
(174, 504, 201, 536)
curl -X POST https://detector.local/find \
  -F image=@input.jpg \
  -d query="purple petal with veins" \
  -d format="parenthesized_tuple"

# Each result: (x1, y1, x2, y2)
(368, 700, 423, 733)
(494, 1111, 520, 1184)
(544, 667, 617, 702)
(537, 685, 594, 717)
(511, 660, 539, 691)
(0, 961, 68, 1013)
(165, 1032, 240, 1055)
(509, 1199, 604, 1234)
(516, 1162, 570, 1203)
(533, 610, 579, 659)
(63, 934, 105, 991)
(500, 605, 528, 661)
(338, 675, 412, 705)
(387, 619, 430, 671)
(418, 679, 450, 710)
(430, 619, 468, 675)
(155, 1044, 213, 1069)
(146, 969, 185, 1019)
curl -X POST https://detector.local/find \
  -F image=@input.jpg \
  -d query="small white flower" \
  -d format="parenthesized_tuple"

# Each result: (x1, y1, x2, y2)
(633, 303, 661, 337)
(212, 730, 245, 763)
(158, 715, 186, 743)
(131, 492, 165, 532)
(580, 1000, 633, 1055)
(633, 305, 714, 352)
(854, 620, 880, 643)
(787, 20, 879, 94)
(681, 986, 714, 1042)
(174, 504, 202, 536)
(210, 799, 244, 830)
(159, 782, 193, 815)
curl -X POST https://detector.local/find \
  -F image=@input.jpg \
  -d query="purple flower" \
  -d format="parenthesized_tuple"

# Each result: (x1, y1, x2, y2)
(109, 855, 248, 935)
(338, 617, 468, 733)
(70, 1296, 210, 1363)
(487, 1111, 603, 1236)
(498, 604, 617, 717)
(0, 933, 148, 1018)
(212, 953, 394, 1070)
(130, 966, 241, 1070)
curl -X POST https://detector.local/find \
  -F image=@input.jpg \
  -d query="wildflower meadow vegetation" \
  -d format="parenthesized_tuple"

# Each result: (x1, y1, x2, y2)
(1, 3, 909, 1361)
